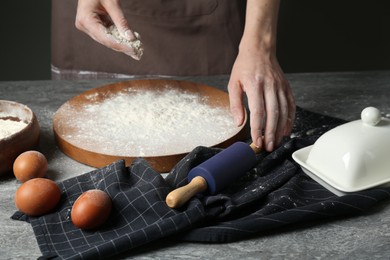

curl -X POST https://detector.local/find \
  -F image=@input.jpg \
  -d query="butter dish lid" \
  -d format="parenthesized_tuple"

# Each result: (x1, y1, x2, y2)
(293, 107, 390, 195)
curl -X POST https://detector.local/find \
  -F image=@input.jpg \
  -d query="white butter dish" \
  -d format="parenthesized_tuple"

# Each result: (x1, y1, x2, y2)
(292, 107, 390, 196)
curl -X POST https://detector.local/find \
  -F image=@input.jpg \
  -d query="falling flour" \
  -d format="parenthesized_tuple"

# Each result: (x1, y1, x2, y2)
(0, 118, 27, 139)
(58, 88, 241, 156)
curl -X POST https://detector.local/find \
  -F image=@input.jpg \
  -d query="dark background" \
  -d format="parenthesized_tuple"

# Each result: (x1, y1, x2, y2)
(1, 0, 389, 81)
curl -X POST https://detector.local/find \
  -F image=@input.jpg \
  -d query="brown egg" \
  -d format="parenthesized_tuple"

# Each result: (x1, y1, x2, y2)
(13, 150, 48, 182)
(71, 189, 112, 230)
(15, 178, 61, 216)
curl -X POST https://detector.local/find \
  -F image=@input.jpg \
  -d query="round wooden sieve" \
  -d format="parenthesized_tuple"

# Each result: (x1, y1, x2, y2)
(53, 79, 248, 172)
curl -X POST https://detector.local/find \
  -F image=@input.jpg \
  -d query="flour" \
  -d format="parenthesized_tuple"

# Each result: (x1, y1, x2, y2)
(58, 88, 241, 156)
(0, 118, 27, 139)
(106, 25, 144, 60)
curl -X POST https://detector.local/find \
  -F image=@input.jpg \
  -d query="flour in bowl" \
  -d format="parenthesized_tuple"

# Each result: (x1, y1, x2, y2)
(0, 118, 27, 139)
(58, 88, 241, 156)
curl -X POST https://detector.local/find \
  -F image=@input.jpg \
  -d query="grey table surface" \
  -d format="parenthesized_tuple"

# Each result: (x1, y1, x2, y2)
(1, 71, 390, 259)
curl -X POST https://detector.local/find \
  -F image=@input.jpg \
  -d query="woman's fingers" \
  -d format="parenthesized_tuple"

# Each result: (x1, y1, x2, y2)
(75, 0, 142, 60)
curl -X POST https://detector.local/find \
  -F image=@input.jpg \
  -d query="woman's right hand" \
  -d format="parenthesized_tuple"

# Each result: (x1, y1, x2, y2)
(75, 0, 141, 60)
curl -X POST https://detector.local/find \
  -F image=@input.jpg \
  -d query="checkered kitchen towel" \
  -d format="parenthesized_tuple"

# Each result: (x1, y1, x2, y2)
(12, 107, 390, 259)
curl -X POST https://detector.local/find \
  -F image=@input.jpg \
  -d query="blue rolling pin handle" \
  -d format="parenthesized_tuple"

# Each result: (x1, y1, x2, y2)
(187, 142, 257, 195)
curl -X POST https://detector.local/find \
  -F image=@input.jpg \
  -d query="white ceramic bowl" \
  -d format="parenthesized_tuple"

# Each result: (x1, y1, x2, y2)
(293, 107, 390, 196)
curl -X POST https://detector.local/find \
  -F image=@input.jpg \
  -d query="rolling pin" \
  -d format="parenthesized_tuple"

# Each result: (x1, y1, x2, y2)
(166, 142, 261, 208)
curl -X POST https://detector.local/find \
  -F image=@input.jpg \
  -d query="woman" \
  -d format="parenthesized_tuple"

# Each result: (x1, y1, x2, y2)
(52, 0, 295, 152)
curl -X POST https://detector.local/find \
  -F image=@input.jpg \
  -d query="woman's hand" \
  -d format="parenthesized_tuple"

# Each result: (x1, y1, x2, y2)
(228, 0, 295, 152)
(228, 46, 295, 152)
(75, 0, 141, 60)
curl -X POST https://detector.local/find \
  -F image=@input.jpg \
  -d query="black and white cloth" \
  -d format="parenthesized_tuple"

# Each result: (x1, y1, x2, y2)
(12, 107, 390, 259)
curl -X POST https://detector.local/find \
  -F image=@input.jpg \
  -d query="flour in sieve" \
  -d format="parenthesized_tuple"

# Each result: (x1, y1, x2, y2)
(60, 88, 241, 156)
(0, 119, 27, 139)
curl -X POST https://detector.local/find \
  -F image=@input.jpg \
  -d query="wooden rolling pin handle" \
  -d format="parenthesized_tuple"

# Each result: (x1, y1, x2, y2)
(166, 176, 208, 208)
(249, 142, 262, 154)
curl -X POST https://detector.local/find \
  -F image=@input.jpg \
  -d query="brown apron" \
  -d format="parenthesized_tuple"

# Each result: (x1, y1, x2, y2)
(51, 0, 246, 79)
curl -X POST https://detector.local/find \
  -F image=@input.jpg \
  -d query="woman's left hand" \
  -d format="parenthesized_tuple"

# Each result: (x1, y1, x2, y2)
(228, 46, 295, 152)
